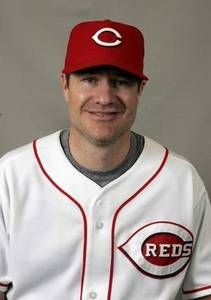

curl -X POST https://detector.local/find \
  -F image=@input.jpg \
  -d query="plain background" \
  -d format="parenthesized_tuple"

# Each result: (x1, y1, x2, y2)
(0, 1, 210, 299)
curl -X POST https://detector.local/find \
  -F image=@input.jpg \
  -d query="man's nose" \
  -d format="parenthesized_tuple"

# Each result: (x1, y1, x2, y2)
(94, 80, 115, 105)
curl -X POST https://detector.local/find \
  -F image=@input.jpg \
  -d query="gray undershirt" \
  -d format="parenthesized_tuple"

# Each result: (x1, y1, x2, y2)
(60, 129, 144, 187)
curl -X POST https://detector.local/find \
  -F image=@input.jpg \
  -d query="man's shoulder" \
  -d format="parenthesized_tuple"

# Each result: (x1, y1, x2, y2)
(145, 135, 196, 170)
(0, 130, 61, 171)
(145, 136, 205, 195)
(0, 142, 33, 168)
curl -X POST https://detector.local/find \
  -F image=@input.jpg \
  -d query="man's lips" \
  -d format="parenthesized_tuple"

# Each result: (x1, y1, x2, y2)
(89, 111, 121, 114)
(85, 110, 123, 120)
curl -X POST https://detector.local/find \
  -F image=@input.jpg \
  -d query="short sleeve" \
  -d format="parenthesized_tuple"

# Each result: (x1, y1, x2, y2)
(0, 176, 12, 292)
(182, 190, 211, 299)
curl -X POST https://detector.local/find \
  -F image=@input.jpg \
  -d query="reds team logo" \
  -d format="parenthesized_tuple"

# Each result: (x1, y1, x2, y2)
(118, 221, 194, 279)
(92, 27, 122, 47)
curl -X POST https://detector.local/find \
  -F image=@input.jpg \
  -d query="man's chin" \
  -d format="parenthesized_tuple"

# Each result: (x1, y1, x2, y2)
(88, 136, 117, 147)
(86, 131, 128, 147)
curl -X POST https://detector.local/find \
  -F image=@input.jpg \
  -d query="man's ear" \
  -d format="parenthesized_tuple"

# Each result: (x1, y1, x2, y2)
(60, 73, 69, 102)
(139, 80, 146, 94)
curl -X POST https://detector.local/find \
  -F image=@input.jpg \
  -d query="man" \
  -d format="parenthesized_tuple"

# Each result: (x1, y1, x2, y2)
(0, 19, 211, 300)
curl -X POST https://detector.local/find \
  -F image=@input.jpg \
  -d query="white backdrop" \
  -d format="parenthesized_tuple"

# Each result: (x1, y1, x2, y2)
(0, 1, 211, 298)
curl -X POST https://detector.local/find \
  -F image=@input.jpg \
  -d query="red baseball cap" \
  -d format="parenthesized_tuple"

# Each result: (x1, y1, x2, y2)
(62, 19, 148, 81)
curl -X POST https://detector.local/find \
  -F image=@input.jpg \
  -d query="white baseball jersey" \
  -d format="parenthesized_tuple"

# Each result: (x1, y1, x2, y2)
(0, 130, 211, 300)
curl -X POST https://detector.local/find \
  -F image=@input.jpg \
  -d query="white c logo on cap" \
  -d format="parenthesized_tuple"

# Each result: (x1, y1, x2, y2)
(92, 27, 122, 47)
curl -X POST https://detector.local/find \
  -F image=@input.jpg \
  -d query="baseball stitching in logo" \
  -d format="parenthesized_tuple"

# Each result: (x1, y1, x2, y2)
(118, 221, 194, 279)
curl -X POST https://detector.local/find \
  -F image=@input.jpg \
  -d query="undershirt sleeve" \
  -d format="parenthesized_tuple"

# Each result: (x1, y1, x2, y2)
(182, 190, 211, 299)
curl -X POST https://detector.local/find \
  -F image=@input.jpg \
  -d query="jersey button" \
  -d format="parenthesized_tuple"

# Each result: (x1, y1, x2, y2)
(96, 220, 104, 229)
(96, 199, 102, 206)
(89, 291, 97, 299)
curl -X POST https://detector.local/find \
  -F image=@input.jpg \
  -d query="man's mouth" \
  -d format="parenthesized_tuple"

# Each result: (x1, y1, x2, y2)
(86, 111, 122, 120)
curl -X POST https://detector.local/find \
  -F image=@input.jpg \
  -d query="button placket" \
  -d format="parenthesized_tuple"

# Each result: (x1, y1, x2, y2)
(84, 194, 112, 299)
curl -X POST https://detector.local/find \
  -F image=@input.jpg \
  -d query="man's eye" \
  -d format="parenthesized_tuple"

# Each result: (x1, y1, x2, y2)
(112, 79, 130, 87)
(82, 77, 97, 84)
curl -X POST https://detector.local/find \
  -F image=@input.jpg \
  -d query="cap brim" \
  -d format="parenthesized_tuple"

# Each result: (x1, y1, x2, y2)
(63, 56, 148, 81)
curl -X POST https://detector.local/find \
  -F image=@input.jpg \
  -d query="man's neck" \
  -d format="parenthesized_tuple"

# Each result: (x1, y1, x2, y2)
(68, 129, 131, 172)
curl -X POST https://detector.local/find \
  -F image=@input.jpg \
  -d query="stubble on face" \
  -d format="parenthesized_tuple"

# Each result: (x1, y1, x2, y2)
(79, 101, 136, 146)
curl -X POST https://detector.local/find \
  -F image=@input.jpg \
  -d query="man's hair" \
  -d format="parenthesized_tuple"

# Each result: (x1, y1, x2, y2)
(64, 66, 142, 89)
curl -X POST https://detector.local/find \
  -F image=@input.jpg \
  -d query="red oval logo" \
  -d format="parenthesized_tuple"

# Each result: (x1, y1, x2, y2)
(142, 232, 192, 266)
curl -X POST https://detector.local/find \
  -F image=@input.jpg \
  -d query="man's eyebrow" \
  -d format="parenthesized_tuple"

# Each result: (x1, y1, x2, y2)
(111, 72, 131, 78)
(111, 72, 138, 83)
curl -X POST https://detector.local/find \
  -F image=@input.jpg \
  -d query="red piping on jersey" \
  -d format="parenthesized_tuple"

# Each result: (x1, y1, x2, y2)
(33, 140, 87, 300)
(107, 147, 169, 300)
(183, 285, 211, 294)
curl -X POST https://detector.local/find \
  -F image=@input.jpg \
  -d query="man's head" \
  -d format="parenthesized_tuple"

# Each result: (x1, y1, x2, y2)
(60, 20, 148, 147)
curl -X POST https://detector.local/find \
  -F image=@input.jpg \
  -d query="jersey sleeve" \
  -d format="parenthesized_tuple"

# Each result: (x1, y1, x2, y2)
(0, 171, 12, 292)
(182, 190, 211, 299)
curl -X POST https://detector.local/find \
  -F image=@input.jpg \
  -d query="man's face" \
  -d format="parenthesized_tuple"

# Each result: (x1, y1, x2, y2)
(61, 67, 144, 146)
